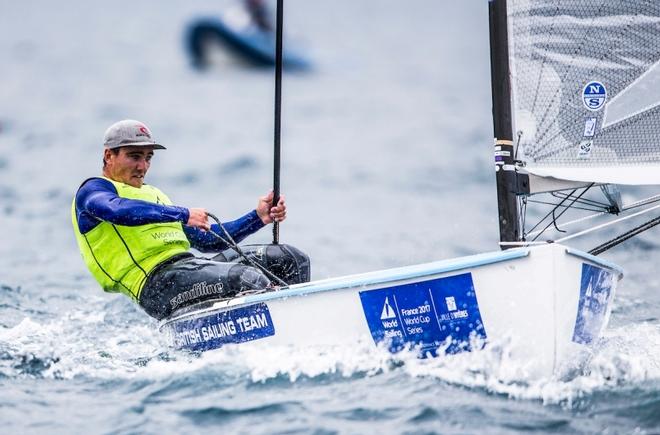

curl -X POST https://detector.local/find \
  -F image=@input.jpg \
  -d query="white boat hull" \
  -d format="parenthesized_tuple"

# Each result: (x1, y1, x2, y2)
(159, 243, 623, 377)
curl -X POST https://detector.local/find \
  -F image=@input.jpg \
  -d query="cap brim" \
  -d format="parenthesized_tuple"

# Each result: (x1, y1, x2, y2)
(106, 141, 166, 150)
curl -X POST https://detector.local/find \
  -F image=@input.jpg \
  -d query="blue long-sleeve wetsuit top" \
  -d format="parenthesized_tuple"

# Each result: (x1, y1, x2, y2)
(74, 178, 265, 252)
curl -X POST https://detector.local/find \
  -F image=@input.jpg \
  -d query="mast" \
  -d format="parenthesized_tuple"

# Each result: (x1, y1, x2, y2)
(272, 0, 284, 245)
(488, 0, 521, 246)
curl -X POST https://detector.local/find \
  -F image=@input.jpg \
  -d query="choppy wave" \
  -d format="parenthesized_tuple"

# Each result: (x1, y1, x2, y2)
(2, 308, 659, 411)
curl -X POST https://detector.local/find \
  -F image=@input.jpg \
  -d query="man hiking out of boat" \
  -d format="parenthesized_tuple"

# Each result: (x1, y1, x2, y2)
(72, 119, 310, 320)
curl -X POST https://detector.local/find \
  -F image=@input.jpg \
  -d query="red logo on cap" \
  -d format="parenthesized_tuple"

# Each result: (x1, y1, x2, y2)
(136, 125, 151, 138)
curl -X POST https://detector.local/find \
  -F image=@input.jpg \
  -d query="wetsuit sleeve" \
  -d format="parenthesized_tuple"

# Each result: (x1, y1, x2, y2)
(76, 178, 190, 233)
(184, 210, 265, 252)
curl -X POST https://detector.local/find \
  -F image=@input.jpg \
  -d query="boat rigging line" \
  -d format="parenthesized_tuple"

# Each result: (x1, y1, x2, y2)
(501, 202, 660, 252)
(525, 192, 660, 239)
(207, 212, 289, 287)
(589, 214, 660, 255)
(528, 183, 595, 242)
(550, 190, 615, 212)
(526, 198, 606, 213)
(555, 203, 660, 244)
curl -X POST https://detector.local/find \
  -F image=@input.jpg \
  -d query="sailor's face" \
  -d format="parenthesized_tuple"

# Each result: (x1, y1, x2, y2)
(104, 146, 155, 188)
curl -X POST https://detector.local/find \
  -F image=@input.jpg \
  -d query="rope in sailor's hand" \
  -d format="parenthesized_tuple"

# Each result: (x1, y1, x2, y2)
(206, 212, 289, 287)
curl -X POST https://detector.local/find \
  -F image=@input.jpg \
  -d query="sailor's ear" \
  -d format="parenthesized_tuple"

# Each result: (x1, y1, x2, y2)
(103, 148, 119, 167)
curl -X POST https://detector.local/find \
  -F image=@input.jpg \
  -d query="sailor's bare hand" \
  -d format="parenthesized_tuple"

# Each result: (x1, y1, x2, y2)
(187, 208, 210, 231)
(257, 190, 287, 224)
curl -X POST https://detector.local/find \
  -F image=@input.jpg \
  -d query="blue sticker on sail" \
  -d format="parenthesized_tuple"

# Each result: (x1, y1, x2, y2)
(583, 81, 607, 111)
(170, 303, 275, 351)
(572, 264, 614, 345)
(359, 273, 486, 356)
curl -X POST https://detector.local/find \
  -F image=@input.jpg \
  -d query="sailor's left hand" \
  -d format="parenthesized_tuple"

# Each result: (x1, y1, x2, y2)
(257, 190, 286, 224)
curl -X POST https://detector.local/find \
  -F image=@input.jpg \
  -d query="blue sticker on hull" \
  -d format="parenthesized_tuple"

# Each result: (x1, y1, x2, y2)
(171, 303, 275, 351)
(573, 264, 614, 345)
(359, 273, 486, 356)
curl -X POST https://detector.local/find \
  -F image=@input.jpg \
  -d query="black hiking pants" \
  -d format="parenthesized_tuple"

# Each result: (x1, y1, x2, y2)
(139, 244, 310, 320)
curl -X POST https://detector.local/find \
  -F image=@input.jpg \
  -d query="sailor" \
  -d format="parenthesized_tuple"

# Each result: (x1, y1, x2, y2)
(245, 0, 273, 33)
(71, 119, 310, 320)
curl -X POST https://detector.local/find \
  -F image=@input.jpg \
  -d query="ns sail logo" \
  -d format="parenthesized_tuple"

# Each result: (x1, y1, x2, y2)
(582, 81, 607, 111)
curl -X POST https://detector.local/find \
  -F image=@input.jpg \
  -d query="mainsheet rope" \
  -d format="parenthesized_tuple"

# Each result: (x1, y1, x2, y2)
(207, 212, 289, 286)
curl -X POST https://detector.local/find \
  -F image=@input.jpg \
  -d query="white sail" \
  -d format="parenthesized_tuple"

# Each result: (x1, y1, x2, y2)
(508, 1, 660, 185)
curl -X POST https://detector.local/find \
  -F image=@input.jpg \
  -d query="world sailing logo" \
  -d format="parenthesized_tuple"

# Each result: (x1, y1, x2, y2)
(380, 297, 396, 320)
(583, 81, 607, 111)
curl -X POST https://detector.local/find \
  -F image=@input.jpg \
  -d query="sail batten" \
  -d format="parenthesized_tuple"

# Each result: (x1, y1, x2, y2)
(508, 0, 660, 184)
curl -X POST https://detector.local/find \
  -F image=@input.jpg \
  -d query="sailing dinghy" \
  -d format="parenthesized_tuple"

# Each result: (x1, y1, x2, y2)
(185, 6, 309, 70)
(161, 1, 660, 378)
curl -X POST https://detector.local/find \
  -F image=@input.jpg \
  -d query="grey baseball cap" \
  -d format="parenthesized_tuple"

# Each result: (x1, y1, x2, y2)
(103, 119, 166, 150)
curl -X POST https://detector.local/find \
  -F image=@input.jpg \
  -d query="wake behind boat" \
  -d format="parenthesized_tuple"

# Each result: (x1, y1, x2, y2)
(161, 0, 660, 378)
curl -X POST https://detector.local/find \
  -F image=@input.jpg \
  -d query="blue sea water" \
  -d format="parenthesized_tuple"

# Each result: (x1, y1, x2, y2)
(1, 1, 660, 433)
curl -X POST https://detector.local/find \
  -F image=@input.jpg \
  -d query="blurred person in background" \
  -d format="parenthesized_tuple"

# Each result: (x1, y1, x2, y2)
(71, 119, 309, 320)
(245, 0, 273, 32)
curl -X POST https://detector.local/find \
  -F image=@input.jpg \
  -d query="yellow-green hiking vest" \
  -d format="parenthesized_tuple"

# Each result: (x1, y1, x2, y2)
(71, 177, 190, 301)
